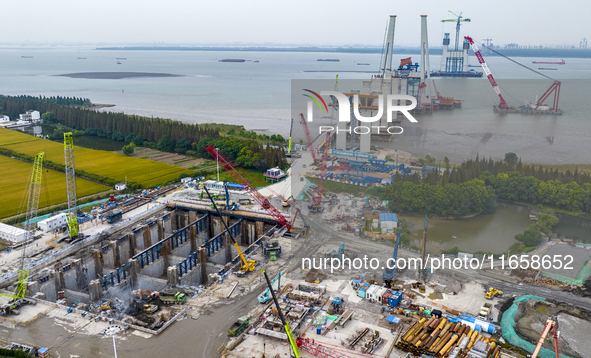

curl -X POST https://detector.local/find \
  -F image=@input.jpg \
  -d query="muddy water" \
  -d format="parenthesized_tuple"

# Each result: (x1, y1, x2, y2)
(407, 202, 591, 254)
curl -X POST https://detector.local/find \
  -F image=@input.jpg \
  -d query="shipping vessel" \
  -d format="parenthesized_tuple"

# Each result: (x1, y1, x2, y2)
(317, 59, 339, 62)
(219, 59, 246, 62)
(538, 68, 557, 70)
(532, 59, 565, 64)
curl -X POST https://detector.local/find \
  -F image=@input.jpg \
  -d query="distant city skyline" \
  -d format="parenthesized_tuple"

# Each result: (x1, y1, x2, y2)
(1, 0, 588, 47)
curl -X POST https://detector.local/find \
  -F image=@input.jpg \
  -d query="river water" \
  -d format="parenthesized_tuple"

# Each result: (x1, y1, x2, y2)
(1, 47, 591, 163)
(406, 202, 591, 254)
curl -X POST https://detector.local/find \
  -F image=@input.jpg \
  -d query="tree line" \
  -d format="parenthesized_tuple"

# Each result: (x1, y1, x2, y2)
(0, 95, 287, 172)
(384, 179, 497, 217)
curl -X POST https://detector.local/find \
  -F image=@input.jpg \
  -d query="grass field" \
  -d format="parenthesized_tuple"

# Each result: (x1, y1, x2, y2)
(0, 155, 109, 219)
(0, 128, 192, 188)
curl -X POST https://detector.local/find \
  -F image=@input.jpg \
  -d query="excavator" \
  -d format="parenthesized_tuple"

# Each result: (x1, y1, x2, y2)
(203, 186, 257, 274)
(383, 230, 402, 288)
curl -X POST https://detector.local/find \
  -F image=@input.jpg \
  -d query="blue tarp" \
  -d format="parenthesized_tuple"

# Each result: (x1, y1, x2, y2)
(386, 315, 400, 323)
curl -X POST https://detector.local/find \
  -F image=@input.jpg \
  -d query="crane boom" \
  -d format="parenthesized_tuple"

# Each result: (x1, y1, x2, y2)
(465, 36, 510, 109)
(299, 113, 318, 163)
(383, 230, 402, 286)
(317, 131, 332, 206)
(203, 186, 255, 272)
(261, 269, 300, 358)
(64, 133, 79, 238)
(204, 146, 292, 230)
(531, 319, 560, 358)
(16, 151, 44, 299)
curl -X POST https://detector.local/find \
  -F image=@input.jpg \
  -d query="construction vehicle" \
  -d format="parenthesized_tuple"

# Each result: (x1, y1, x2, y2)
(282, 195, 293, 207)
(465, 36, 562, 114)
(308, 129, 331, 213)
(228, 316, 250, 336)
(325, 243, 345, 259)
(383, 230, 402, 287)
(100, 299, 117, 311)
(261, 269, 300, 358)
(0, 152, 44, 315)
(159, 292, 186, 305)
(485, 287, 503, 299)
(478, 302, 493, 320)
(222, 181, 238, 211)
(530, 319, 560, 358)
(203, 186, 257, 274)
(132, 290, 159, 302)
(205, 146, 292, 230)
(258, 271, 281, 303)
(143, 304, 158, 313)
(64, 133, 80, 239)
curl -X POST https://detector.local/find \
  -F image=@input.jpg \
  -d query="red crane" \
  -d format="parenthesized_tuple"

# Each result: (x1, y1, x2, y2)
(318, 130, 332, 201)
(204, 146, 291, 230)
(534, 80, 561, 111)
(465, 36, 510, 109)
(300, 113, 318, 163)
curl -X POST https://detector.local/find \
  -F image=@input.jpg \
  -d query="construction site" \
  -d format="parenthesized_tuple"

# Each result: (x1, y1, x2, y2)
(0, 11, 584, 358)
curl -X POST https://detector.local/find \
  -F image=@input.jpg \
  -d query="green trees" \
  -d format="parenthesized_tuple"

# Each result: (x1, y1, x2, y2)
(51, 127, 64, 140)
(122, 142, 135, 155)
(504, 152, 518, 164)
(175, 138, 191, 154)
(157, 134, 175, 152)
(384, 178, 497, 217)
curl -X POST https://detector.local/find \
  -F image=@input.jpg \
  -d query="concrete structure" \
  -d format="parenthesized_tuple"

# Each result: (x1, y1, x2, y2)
(19, 110, 41, 122)
(0, 223, 27, 243)
(180, 177, 192, 184)
(37, 213, 68, 232)
(439, 33, 470, 73)
(378, 213, 398, 231)
(115, 183, 127, 191)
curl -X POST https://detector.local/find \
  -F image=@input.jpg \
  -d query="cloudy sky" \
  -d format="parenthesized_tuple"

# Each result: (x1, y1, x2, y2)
(2, 0, 588, 47)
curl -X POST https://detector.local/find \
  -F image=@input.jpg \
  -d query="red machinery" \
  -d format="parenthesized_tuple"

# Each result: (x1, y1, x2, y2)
(531, 319, 560, 358)
(465, 36, 510, 109)
(204, 146, 291, 230)
(300, 113, 318, 163)
(534, 80, 561, 111)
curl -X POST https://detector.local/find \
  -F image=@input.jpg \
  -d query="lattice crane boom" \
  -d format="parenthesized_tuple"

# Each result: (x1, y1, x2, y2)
(204, 146, 291, 230)
(299, 113, 318, 163)
(64, 133, 79, 238)
(465, 36, 510, 109)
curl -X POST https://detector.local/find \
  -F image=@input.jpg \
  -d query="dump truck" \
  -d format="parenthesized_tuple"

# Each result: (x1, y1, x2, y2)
(478, 302, 493, 320)
(159, 292, 187, 305)
(228, 316, 249, 336)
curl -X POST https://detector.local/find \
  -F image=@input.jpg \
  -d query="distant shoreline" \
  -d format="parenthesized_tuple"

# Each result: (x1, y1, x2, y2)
(57, 72, 183, 80)
(95, 46, 591, 59)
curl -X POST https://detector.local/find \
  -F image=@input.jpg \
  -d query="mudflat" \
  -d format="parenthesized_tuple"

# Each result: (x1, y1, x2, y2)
(57, 72, 183, 79)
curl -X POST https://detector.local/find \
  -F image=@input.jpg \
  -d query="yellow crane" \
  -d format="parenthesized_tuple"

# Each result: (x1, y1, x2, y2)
(64, 133, 79, 239)
(202, 186, 257, 273)
(0, 152, 44, 315)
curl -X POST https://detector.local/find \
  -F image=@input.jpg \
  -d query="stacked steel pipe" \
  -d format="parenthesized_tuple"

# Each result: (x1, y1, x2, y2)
(395, 316, 501, 357)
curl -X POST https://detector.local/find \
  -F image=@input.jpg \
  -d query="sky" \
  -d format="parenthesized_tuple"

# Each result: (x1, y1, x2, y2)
(1, 0, 589, 47)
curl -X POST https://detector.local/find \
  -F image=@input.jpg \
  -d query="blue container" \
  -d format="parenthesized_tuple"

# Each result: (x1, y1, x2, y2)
(388, 291, 402, 307)
(316, 327, 321, 335)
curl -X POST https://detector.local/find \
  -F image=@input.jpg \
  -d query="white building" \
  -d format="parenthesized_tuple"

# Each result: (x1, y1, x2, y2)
(181, 177, 192, 184)
(0, 115, 9, 123)
(37, 213, 68, 232)
(0, 223, 28, 243)
(379, 213, 398, 232)
(115, 183, 127, 191)
(19, 110, 41, 122)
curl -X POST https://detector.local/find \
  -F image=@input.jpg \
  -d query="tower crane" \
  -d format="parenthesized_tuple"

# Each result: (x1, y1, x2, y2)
(531, 319, 560, 358)
(441, 11, 471, 51)
(204, 146, 292, 230)
(64, 132, 79, 239)
(0, 152, 44, 315)
(383, 230, 402, 287)
(465, 36, 511, 110)
(299, 113, 318, 164)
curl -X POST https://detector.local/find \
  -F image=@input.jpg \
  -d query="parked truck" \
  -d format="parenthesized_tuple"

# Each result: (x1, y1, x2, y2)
(159, 292, 187, 305)
(228, 316, 250, 336)
(478, 302, 493, 320)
